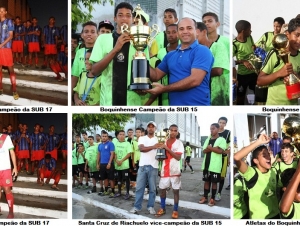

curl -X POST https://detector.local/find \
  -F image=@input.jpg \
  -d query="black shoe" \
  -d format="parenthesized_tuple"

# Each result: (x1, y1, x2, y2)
(87, 186, 97, 194)
(225, 185, 230, 190)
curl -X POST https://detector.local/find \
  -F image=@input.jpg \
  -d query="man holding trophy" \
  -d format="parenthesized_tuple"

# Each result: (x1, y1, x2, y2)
(89, 2, 156, 106)
(257, 18, 300, 105)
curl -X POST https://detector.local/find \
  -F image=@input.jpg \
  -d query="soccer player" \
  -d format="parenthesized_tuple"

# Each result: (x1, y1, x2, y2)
(196, 22, 230, 105)
(0, 132, 17, 218)
(60, 24, 68, 52)
(256, 17, 285, 52)
(233, 20, 256, 105)
(89, 2, 150, 106)
(97, 20, 114, 35)
(23, 20, 31, 67)
(199, 123, 226, 207)
(45, 125, 60, 161)
(82, 131, 89, 149)
(184, 142, 194, 173)
(38, 153, 60, 190)
(12, 16, 25, 64)
(257, 18, 300, 105)
(59, 125, 68, 175)
(95, 134, 101, 144)
(30, 123, 46, 177)
(155, 124, 183, 219)
(269, 132, 283, 157)
(16, 126, 30, 173)
(71, 34, 79, 66)
(27, 17, 41, 68)
(41, 16, 59, 69)
(71, 21, 98, 105)
(85, 136, 99, 194)
(114, 130, 132, 199)
(0, 7, 18, 99)
(147, 18, 214, 106)
(76, 142, 88, 188)
(234, 134, 279, 219)
(73, 48, 101, 105)
(72, 143, 79, 187)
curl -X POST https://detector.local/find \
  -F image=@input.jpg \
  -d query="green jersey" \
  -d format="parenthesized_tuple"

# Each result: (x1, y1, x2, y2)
(77, 150, 85, 164)
(273, 160, 297, 188)
(216, 35, 230, 59)
(72, 149, 77, 165)
(210, 41, 230, 106)
(89, 33, 150, 106)
(241, 166, 279, 219)
(73, 72, 101, 105)
(255, 32, 275, 53)
(83, 141, 89, 149)
(185, 146, 191, 157)
(280, 202, 300, 219)
(233, 36, 255, 75)
(261, 49, 300, 105)
(233, 174, 248, 219)
(72, 48, 88, 77)
(85, 144, 99, 172)
(201, 137, 226, 173)
(114, 141, 132, 170)
(157, 47, 169, 106)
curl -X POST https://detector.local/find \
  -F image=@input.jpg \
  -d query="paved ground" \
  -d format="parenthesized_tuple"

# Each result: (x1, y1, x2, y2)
(72, 158, 231, 219)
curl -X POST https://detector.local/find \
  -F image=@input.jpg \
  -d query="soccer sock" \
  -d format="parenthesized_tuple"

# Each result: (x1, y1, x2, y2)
(173, 203, 178, 211)
(62, 162, 66, 170)
(211, 188, 217, 200)
(111, 188, 115, 194)
(218, 179, 224, 194)
(6, 192, 14, 214)
(126, 178, 130, 194)
(9, 73, 17, 92)
(204, 189, 210, 199)
(160, 197, 166, 209)
(189, 165, 193, 171)
(35, 57, 38, 65)
(118, 183, 121, 194)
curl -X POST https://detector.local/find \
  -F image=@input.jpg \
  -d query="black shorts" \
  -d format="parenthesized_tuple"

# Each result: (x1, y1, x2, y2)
(100, 163, 115, 180)
(185, 156, 191, 163)
(202, 170, 221, 183)
(117, 169, 129, 182)
(237, 73, 257, 97)
(77, 163, 86, 173)
(72, 165, 79, 176)
(90, 171, 100, 179)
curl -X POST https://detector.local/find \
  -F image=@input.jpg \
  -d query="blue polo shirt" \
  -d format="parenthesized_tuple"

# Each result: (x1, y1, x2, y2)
(98, 141, 115, 164)
(157, 40, 214, 106)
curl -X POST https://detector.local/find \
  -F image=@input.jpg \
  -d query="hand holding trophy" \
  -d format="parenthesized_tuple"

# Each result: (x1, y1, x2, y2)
(155, 126, 169, 160)
(272, 33, 300, 100)
(120, 4, 159, 91)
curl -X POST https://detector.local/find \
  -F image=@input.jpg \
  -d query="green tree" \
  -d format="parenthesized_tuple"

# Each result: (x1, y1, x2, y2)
(72, 114, 132, 134)
(72, 0, 114, 31)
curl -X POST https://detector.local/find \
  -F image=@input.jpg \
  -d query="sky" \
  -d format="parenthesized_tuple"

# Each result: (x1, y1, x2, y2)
(195, 111, 232, 137)
(27, 0, 68, 27)
(232, 0, 300, 41)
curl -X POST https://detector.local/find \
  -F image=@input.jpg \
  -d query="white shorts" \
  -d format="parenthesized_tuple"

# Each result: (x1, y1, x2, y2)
(159, 177, 181, 190)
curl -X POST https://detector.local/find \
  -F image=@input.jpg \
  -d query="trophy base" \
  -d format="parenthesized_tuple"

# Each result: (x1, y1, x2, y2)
(128, 83, 152, 91)
(155, 156, 167, 160)
(286, 83, 300, 100)
(254, 85, 268, 105)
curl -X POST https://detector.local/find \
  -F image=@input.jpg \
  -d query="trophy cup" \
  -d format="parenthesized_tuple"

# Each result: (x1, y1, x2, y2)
(282, 116, 300, 156)
(272, 34, 300, 100)
(121, 4, 159, 91)
(155, 126, 169, 160)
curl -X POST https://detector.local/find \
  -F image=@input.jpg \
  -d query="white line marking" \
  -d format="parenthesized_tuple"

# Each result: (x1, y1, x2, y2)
(8, 68, 64, 77)
(0, 94, 62, 106)
(13, 187, 67, 199)
(17, 176, 67, 185)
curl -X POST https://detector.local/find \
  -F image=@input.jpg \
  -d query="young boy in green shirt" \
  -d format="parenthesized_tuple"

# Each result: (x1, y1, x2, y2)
(73, 48, 101, 106)
(199, 123, 226, 207)
(234, 134, 279, 219)
(72, 146, 79, 187)
(279, 160, 300, 219)
(257, 18, 300, 105)
(114, 130, 132, 199)
(85, 136, 99, 194)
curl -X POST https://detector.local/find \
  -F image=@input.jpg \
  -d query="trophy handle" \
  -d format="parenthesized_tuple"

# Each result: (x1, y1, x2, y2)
(121, 24, 130, 34)
(148, 24, 160, 45)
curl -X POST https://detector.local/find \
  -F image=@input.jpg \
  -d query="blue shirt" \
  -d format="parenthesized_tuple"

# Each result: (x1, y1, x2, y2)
(45, 133, 60, 152)
(39, 158, 56, 170)
(43, 25, 59, 44)
(60, 132, 67, 150)
(30, 132, 46, 151)
(58, 52, 67, 66)
(158, 40, 214, 106)
(18, 136, 30, 150)
(98, 141, 115, 164)
(60, 25, 68, 44)
(269, 138, 282, 157)
(13, 24, 24, 41)
(24, 26, 31, 44)
(28, 25, 41, 43)
(0, 19, 14, 48)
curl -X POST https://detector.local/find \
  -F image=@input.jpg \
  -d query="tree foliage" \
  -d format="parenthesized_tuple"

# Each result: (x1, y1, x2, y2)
(72, 114, 132, 134)
(72, 0, 114, 31)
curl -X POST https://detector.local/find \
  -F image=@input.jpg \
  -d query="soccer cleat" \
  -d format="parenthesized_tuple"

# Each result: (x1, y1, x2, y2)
(0, 89, 3, 95)
(215, 193, 221, 201)
(100, 191, 109, 196)
(208, 199, 215, 207)
(154, 208, 166, 217)
(124, 193, 130, 200)
(113, 193, 121, 198)
(199, 197, 208, 204)
(109, 192, 115, 198)
(41, 65, 47, 69)
(191, 171, 194, 174)
(225, 185, 230, 190)
(172, 211, 178, 219)
(35, 65, 39, 69)
(13, 92, 19, 100)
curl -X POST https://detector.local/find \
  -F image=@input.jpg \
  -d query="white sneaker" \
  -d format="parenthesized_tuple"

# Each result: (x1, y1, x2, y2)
(148, 207, 156, 214)
(215, 193, 221, 201)
(129, 207, 140, 214)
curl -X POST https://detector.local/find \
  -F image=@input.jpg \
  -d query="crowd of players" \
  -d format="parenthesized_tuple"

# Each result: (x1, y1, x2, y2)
(71, 2, 230, 106)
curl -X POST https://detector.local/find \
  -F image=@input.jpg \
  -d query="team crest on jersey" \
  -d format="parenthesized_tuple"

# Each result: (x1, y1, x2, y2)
(18, 27, 21, 31)
(35, 28, 38, 31)
(54, 137, 56, 140)
(117, 52, 125, 62)
(105, 145, 108, 149)
(52, 29, 55, 34)
(39, 135, 42, 139)
(6, 179, 10, 184)
(2, 24, 7, 30)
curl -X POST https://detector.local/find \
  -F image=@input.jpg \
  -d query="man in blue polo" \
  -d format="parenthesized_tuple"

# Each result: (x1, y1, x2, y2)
(147, 17, 214, 106)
